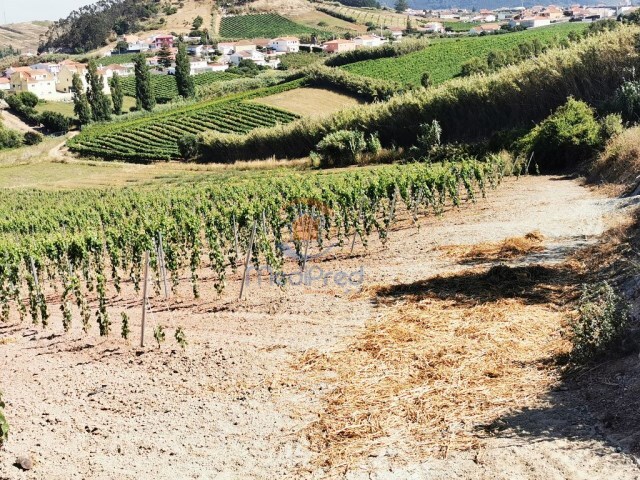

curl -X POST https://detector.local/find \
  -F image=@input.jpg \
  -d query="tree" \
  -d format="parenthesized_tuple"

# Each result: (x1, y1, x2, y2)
(192, 15, 204, 30)
(395, 0, 408, 13)
(175, 42, 195, 99)
(85, 60, 112, 122)
(110, 72, 124, 115)
(39, 111, 71, 133)
(421, 72, 431, 88)
(157, 43, 173, 68)
(134, 54, 156, 111)
(71, 73, 91, 125)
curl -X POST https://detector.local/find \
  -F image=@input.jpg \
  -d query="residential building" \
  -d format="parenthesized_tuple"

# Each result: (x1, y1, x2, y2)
(188, 45, 205, 57)
(56, 62, 87, 93)
(0, 78, 10, 92)
(388, 27, 405, 39)
(10, 69, 56, 98)
(354, 35, 385, 48)
(30, 62, 61, 79)
(423, 22, 445, 33)
(151, 35, 174, 49)
(229, 50, 266, 66)
(520, 16, 551, 28)
(268, 37, 300, 53)
(217, 42, 236, 55)
(469, 23, 502, 35)
(234, 40, 257, 52)
(322, 39, 357, 54)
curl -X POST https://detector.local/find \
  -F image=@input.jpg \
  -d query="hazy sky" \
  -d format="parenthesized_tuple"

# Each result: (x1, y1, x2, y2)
(0, 0, 95, 24)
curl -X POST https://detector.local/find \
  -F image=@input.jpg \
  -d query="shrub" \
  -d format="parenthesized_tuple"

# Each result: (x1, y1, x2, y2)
(599, 113, 624, 141)
(314, 129, 367, 167)
(23, 131, 43, 145)
(365, 132, 381, 155)
(177, 134, 199, 161)
(515, 98, 601, 171)
(0, 128, 23, 149)
(459, 57, 488, 77)
(570, 282, 630, 363)
(16, 91, 39, 108)
(410, 120, 442, 158)
(612, 80, 640, 122)
(589, 125, 640, 185)
(39, 111, 71, 133)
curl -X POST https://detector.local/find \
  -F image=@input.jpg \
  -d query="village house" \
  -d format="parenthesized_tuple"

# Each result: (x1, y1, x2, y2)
(10, 69, 56, 99)
(234, 40, 257, 53)
(354, 34, 385, 49)
(151, 35, 174, 50)
(423, 22, 445, 33)
(469, 23, 502, 35)
(4, 66, 34, 78)
(188, 45, 205, 57)
(216, 42, 236, 55)
(388, 27, 405, 40)
(0, 78, 11, 92)
(322, 39, 357, 54)
(229, 49, 266, 66)
(520, 16, 552, 28)
(208, 62, 229, 72)
(30, 62, 62, 79)
(57, 62, 110, 94)
(268, 37, 300, 53)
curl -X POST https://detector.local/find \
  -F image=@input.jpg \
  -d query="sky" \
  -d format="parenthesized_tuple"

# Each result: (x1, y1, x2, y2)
(0, 0, 95, 24)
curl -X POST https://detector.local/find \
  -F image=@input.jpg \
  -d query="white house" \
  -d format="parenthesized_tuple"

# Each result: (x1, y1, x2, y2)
(388, 27, 405, 39)
(469, 23, 502, 35)
(268, 37, 300, 53)
(520, 16, 551, 28)
(0, 78, 10, 92)
(10, 69, 56, 99)
(423, 22, 445, 33)
(189, 60, 210, 74)
(208, 62, 230, 72)
(229, 50, 266, 66)
(217, 42, 236, 55)
(30, 62, 61, 79)
(354, 35, 385, 49)
(188, 45, 205, 57)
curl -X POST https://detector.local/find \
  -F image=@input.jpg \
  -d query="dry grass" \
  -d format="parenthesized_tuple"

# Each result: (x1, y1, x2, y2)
(441, 231, 545, 263)
(590, 126, 640, 189)
(297, 263, 580, 469)
(298, 268, 574, 468)
(252, 88, 364, 119)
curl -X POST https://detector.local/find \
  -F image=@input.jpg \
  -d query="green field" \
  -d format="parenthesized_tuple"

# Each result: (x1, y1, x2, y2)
(219, 13, 323, 39)
(35, 97, 137, 118)
(442, 21, 482, 32)
(120, 72, 240, 103)
(343, 22, 589, 86)
(68, 81, 302, 161)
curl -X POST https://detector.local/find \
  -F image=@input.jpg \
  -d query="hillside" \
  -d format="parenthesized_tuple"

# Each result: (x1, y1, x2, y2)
(0, 21, 50, 54)
(343, 22, 589, 86)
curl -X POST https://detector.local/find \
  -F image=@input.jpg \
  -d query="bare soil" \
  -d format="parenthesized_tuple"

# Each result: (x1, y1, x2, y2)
(1, 176, 639, 479)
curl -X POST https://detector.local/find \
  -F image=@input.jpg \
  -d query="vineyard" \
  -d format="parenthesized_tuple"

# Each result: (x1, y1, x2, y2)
(0, 156, 507, 338)
(68, 81, 303, 161)
(219, 13, 323, 40)
(120, 71, 240, 103)
(343, 22, 589, 85)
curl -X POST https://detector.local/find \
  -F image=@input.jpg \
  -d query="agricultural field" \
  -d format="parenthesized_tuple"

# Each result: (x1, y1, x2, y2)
(119, 72, 240, 103)
(343, 22, 589, 86)
(68, 82, 303, 161)
(35, 97, 137, 118)
(315, 3, 422, 28)
(442, 20, 482, 32)
(286, 8, 367, 33)
(219, 13, 324, 39)
(253, 86, 364, 118)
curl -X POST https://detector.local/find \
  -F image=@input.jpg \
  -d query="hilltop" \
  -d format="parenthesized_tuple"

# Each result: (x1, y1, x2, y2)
(0, 21, 50, 54)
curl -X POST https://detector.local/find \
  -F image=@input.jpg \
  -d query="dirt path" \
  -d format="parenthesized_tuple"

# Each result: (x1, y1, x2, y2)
(0, 108, 35, 134)
(48, 132, 78, 161)
(0, 176, 639, 479)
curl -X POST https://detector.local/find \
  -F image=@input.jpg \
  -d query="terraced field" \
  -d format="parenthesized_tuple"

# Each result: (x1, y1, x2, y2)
(69, 83, 302, 161)
(316, 4, 422, 28)
(343, 22, 589, 86)
(120, 72, 240, 103)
